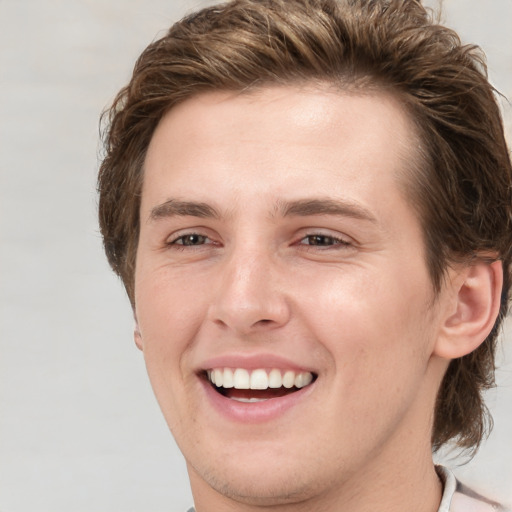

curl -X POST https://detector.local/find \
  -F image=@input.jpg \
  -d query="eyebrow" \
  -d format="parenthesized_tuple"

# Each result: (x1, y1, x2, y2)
(149, 199, 220, 221)
(276, 198, 377, 223)
(148, 197, 376, 223)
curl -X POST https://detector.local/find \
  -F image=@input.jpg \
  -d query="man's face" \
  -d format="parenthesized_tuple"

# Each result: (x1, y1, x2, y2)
(135, 86, 449, 506)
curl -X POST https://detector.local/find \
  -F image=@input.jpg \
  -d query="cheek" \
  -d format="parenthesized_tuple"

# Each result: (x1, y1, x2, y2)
(299, 264, 434, 381)
(134, 268, 207, 404)
(308, 280, 436, 450)
(136, 266, 206, 341)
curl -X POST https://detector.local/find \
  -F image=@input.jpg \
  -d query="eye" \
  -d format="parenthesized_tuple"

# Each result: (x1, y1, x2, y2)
(300, 234, 350, 247)
(169, 233, 210, 246)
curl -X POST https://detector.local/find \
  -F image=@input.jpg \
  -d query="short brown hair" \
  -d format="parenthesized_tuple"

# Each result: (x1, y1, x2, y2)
(98, 0, 512, 450)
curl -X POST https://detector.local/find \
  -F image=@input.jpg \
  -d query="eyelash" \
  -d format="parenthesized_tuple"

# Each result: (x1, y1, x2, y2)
(298, 234, 351, 248)
(167, 233, 213, 248)
(167, 232, 351, 250)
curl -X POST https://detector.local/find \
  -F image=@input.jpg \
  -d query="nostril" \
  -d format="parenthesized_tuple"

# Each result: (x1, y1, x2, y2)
(251, 319, 274, 328)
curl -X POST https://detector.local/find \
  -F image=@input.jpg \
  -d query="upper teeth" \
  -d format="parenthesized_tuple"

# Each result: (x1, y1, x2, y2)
(207, 368, 314, 390)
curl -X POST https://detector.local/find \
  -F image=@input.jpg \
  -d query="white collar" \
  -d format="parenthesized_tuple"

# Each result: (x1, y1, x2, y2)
(436, 465, 507, 512)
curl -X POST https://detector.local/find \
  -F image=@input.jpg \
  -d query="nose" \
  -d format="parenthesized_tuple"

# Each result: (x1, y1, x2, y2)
(208, 248, 291, 335)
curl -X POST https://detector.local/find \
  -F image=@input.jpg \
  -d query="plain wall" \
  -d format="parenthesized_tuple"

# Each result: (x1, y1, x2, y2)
(0, 1, 511, 511)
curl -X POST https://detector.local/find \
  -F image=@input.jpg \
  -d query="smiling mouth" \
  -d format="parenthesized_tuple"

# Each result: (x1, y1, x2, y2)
(205, 368, 317, 402)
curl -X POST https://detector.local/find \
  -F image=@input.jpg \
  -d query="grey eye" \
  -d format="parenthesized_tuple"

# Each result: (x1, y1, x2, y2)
(175, 234, 209, 246)
(304, 235, 337, 246)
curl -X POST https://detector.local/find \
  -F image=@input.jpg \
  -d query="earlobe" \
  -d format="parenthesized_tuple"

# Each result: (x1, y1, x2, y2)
(134, 321, 143, 351)
(434, 260, 503, 360)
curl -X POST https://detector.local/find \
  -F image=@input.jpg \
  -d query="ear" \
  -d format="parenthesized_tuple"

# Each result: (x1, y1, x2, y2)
(433, 260, 503, 359)
(134, 319, 143, 351)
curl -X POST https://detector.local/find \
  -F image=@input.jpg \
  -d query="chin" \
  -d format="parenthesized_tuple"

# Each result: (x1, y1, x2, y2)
(197, 465, 319, 506)
(186, 442, 334, 507)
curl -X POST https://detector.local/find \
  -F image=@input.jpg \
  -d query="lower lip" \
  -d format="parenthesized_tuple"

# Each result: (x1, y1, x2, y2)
(200, 378, 315, 423)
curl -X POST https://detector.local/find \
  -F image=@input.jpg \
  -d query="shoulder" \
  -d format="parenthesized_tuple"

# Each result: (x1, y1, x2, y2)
(436, 465, 510, 512)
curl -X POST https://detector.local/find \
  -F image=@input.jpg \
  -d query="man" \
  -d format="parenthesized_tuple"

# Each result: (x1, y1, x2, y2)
(98, 1, 512, 511)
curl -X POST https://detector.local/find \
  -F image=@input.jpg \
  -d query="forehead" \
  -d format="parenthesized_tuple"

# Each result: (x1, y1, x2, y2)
(151, 84, 417, 148)
(143, 85, 421, 215)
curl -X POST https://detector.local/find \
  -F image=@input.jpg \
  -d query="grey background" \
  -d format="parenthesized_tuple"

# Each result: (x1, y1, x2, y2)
(0, 1, 510, 511)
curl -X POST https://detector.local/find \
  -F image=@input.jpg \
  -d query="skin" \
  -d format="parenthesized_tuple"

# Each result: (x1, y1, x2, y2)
(133, 85, 500, 511)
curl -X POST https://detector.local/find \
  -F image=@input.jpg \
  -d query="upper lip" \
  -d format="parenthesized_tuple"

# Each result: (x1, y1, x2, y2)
(197, 353, 317, 374)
